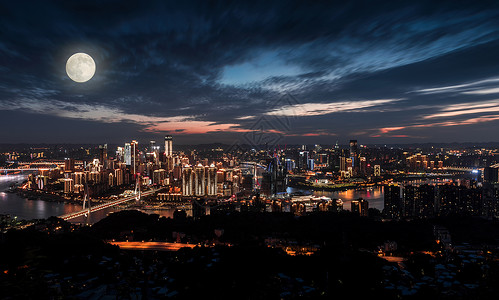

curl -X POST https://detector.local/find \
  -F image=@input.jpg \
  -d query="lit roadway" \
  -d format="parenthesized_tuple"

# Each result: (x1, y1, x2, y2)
(59, 189, 158, 221)
(109, 241, 198, 251)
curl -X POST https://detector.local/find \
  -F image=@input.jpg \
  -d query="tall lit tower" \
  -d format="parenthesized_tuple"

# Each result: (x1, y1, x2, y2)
(349, 140, 359, 176)
(165, 135, 173, 157)
(182, 165, 193, 196)
(207, 164, 217, 196)
(349, 140, 358, 160)
(99, 144, 108, 162)
(131, 140, 138, 177)
(195, 164, 206, 196)
(124, 143, 131, 166)
(150, 140, 160, 165)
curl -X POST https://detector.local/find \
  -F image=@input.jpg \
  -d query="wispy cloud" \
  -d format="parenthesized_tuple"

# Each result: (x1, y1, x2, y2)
(415, 114, 499, 127)
(373, 114, 499, 137)
(380, 127, 406, 133)
(265, 99, 402, 117)
(235, 115, 256, 120)
(0, 98, 246, 135)
(423, 99, 499, 119)
(462, 87, 499, 95)
(413, 78, 499, 94)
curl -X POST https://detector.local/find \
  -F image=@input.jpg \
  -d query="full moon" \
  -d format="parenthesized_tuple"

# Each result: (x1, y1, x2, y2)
(66, 53, 96, 83)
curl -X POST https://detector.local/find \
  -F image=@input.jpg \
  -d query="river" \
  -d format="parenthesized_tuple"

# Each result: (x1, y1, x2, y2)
(2, 174, 389, 223)
(0, 175, 82, 220)
(0, 175, 184, 224)
(287, 186, 385, 211)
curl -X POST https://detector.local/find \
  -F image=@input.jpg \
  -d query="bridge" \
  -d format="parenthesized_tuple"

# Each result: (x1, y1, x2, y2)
(0, 168, 40, 172)
(59, 188, 157, 221)
(442, 167, 483, 173)
(240, 161, 267, 170)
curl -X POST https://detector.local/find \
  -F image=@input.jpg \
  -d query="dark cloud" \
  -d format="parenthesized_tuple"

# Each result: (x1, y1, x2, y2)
(1, 0, 499, 144)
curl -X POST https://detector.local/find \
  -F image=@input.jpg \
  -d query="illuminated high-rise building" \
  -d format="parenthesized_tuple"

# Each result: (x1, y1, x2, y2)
(484, 165, 499, 183)
(359, 157, 367, 176)
(284, 159, 296, 172)
(349, 140, 358, 157)
(207, 164, 217, 196)
(124, 143, 131, 166)
(165, 135, 173, 157)
(298, 151, 309, 170)
(131, 140, 139, 177)
(63, 178, 74, 194)
(437, 184, 460, 216)
(307, 158, 314, 170)
(148, 140, 160, 165)
(403, 185, 417, 217)
(114, 168, 123, 186)
(64, 158, 75, 172)
(194, 164, 206, 196)
(116, 147, 124, 162)
(483, 164, 499, 218)
(99, 144, 108, 162)
(153, 169, 167, 185)
(349, 140, 359, 176)
(383, 184, 402, 219)
(108, 173, 114, 187)
(89, 171, 101, 183)
(415, 184, 436, 218)
(351, 198, 368, 216)
(182, 165, 194, 196)
(72, 172, 85, 185)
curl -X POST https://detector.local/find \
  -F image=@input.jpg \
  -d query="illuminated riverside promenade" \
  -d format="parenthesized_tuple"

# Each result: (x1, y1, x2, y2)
(109, 241, 198, 251)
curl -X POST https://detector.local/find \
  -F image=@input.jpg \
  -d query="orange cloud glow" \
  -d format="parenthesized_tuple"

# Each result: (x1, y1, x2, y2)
(144, 121, 250, 134)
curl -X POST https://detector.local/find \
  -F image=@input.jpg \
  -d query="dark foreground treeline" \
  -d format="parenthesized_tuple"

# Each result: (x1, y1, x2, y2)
(0, 211, 498, 299)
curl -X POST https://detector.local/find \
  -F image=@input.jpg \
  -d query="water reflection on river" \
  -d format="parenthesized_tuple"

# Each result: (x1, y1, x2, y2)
(287, 186, 385, 211)
(287, 177, 455, 212)
(0, 175, 183, 224)
(0, 175, 82, 220)
(2, 174, 457, 223)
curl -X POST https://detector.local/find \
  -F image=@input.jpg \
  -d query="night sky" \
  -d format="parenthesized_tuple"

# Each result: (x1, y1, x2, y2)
(2, 1, 499, 145)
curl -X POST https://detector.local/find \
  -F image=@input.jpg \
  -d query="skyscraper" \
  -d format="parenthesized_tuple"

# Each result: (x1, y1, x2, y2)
(349, 140, 359, 176)
(207, 164, 217, 196)
(114, 168, 123, 186)
(182, 165, 193, 196)
(131, 140, 139, 178)
(99, 144, 108, 162)
(403, 185, 417, 217)
(165, 135, 173, 157)
(384, 184, 402, 219)
(351, 198, 368, 216)
(414, 184, 436, 218)
(64, 158, 75, 172)
(195, 164, 206, 196)
(484, 164, 499, 183)
(116, 147, 124, 162)
(124, 143, 131, 166)
(299, 151, 309, 170)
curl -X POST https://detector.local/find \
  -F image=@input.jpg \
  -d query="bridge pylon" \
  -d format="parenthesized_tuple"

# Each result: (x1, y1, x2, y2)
(82, 177, 91, 217)
(134, 176, 141, 201)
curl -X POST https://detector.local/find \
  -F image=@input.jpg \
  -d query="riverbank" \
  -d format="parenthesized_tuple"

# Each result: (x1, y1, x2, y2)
(15, 188, 95, 206)
(288, 181, 382, 192)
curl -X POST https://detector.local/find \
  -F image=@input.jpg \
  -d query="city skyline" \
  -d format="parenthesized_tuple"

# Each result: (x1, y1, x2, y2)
(2, 1, 499, 144)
